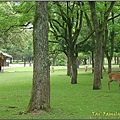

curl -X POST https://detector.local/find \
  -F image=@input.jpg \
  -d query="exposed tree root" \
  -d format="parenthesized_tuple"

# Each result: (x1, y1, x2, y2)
(18, 109, 47, 116)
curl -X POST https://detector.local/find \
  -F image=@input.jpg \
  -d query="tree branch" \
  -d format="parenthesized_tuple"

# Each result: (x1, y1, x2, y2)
(76, 30, 95, 51)
(52, 19, 63, 28)
(107, 13, 120, 22)
(55, 2, 67, 23)
(73, 2, 83, 45)
(4, 21, 31, 32)
(104, 1, 115, 16)
(49, 40, 58, 43)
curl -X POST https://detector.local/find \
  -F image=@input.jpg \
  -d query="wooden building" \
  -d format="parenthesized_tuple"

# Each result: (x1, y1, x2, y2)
(0, 51, 12, 71)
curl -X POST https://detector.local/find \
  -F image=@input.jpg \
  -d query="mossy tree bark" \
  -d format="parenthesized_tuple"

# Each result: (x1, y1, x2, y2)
(89, 2, 102, 90)
(25, 1, 50, 113)
(89, 1, 115, 89)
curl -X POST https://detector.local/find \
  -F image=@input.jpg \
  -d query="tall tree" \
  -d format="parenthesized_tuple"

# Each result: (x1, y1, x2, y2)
(89, 1, 102, 89)
(89, 1, 115, 89)
(49, 1, 92, 84)
(25, 1, 50, 113)
(105, 12, 115, 74)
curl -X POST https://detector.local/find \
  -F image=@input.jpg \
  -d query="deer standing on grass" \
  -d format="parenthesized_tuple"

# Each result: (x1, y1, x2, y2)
(108, 72, 120, 92)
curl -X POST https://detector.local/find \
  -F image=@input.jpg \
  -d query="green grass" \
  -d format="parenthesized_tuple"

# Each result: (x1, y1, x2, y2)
(0, 65, 120, 119)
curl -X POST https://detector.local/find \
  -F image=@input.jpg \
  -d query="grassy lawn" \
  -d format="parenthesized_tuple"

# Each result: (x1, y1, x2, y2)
(0, 65, 120, 119)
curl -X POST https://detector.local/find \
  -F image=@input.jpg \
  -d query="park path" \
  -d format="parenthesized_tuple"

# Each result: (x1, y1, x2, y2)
(5, 63, 32, 68)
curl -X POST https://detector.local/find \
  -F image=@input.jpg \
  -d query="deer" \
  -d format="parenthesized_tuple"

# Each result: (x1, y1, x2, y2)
(108, 72, 120, 92)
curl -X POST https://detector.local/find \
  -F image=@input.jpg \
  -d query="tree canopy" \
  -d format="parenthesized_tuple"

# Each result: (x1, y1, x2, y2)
(0, 1, 120, 86)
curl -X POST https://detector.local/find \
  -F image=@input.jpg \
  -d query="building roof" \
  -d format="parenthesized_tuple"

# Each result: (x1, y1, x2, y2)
(0, 51, 12, 58)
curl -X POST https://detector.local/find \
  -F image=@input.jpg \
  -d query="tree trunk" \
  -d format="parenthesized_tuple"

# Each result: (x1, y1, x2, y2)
(91, 51, 94, 73)
(114, 56, 117, 64)
(71, 56, 77, 84)
(0, 66, 1, 72)
(108, 57, 112, 74)
(67, 56, 71, 76)
(52, 56, 56, 66)
(10, 58, 12, 64)
(93, 42, 102, 89)
(25, 2, 50, 113)
(105, 12, 115, 74)
(89, 2, 102, 90)
(117, 56, 119, 65)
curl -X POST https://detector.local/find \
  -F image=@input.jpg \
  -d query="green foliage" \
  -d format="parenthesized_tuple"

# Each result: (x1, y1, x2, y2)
(114, 36, 120, 53)
(0, 2, 15, 30)
(0, 1, 119, 62)
(55, 53, 67, 65)
(49, 1, 87, 55)
(13, 2, 35, 24)
(2, 29, 33, 60)
(0, 2, 34, 61)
